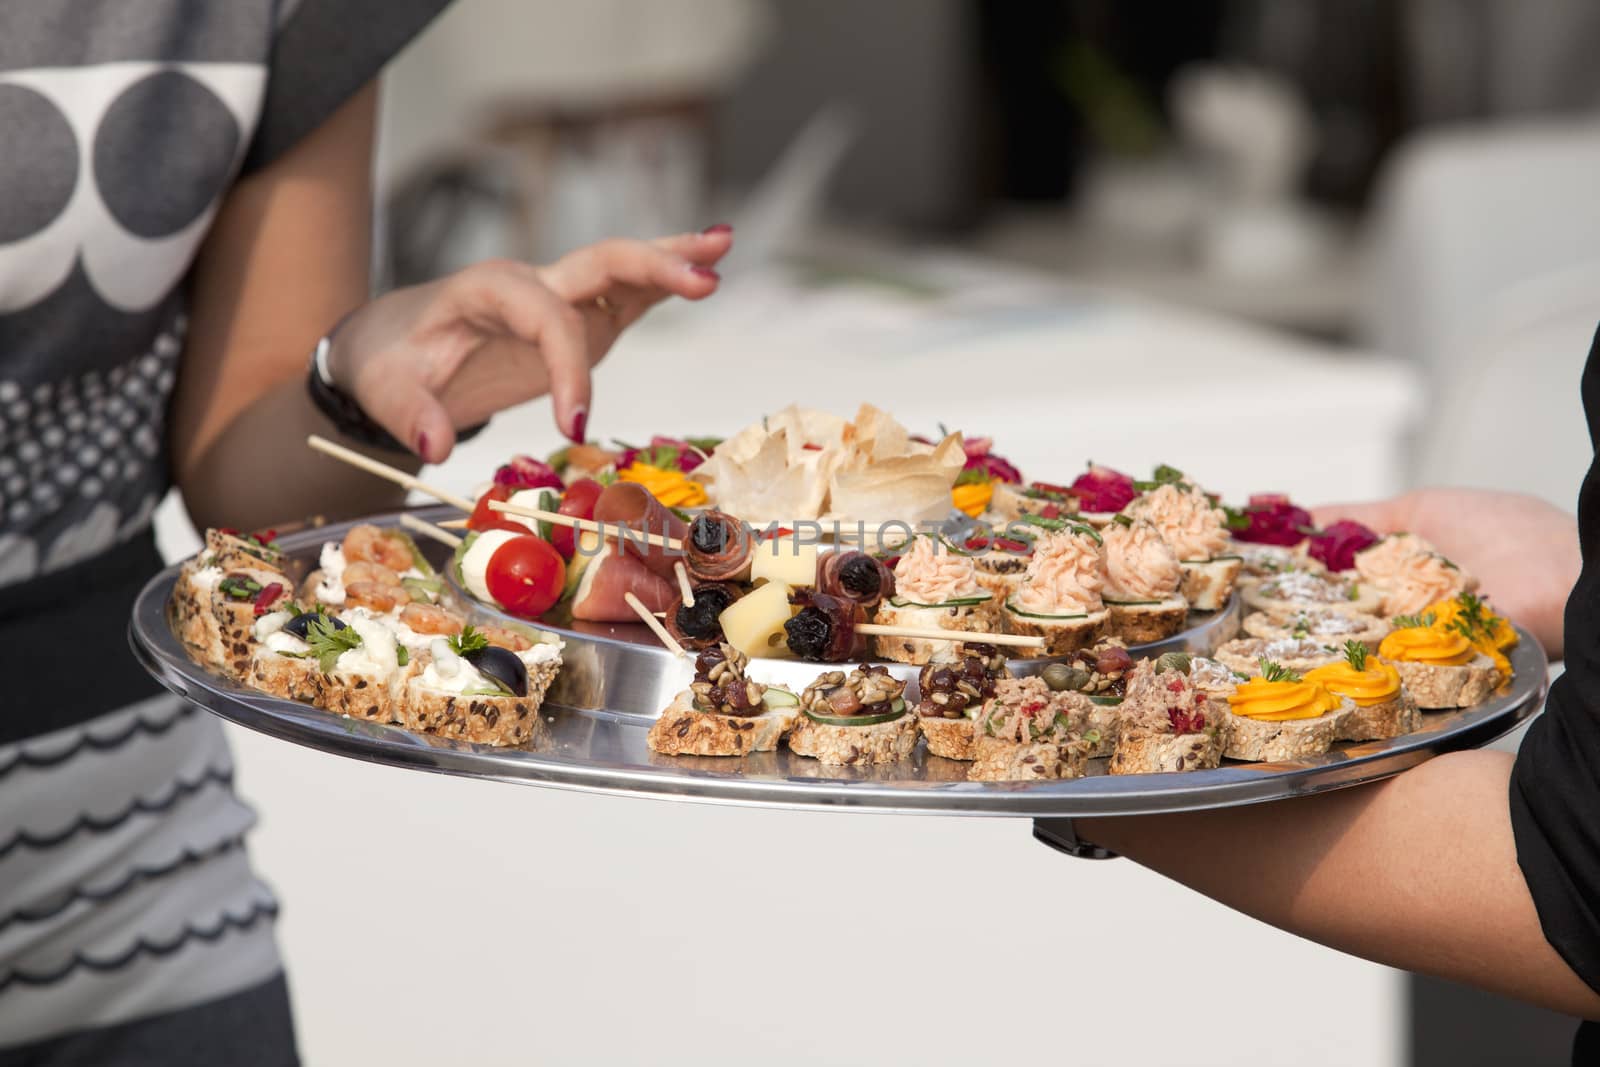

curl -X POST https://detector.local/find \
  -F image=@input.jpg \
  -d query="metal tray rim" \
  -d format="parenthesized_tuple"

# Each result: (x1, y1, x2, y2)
(128, 509, 1549, 818)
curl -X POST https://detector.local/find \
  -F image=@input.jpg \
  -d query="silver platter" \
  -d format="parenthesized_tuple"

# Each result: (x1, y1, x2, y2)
(128, 509, 1548, 817)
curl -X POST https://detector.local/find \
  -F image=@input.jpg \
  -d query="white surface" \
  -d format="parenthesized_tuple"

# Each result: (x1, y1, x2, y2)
(1415, 260, 1599, 505)
(158, 265, 1418, 1066)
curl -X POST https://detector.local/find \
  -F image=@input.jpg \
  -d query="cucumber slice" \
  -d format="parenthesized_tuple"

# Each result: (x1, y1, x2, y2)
(402, 576, 443, 603)
(1003, 599, 1090, 621)
(1088, 695, 1123, 707)
(802, 697, 907, 727)
(887, 594, 992, 609)
(1102, 597, 1162, 607)
(760, 686, 799, 710)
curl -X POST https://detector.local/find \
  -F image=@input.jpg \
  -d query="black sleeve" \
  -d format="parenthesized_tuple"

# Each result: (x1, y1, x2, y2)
(1509, 322, 1600, 999)
(241, 0, 451, 174)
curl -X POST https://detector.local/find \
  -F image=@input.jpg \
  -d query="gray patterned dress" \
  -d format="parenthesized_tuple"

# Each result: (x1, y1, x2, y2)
(0, 2, 445, 1061)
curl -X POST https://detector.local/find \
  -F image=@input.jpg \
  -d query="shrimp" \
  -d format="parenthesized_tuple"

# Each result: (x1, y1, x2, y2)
(343, 524, 415, 572)
(479, 626, 533, 652)
(343, 580, 410, 613)
(399, 603, 464, 636)
(342, 560, 403, 588)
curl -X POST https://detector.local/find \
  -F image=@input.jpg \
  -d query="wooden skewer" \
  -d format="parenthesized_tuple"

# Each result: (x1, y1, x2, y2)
(625, 592, 686, 657)
(438, 518, 471, 530)
(854, 622, 1046, 649)
(398, 512, 463, 549)
(675, 562, 695, 607)
(307, 434, 475, 512)
(488, 499, 685, 551)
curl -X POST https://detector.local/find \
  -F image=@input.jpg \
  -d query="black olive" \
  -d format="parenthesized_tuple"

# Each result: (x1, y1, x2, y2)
(283, 612, 346, 640)
(676, 588, 735, 640)
(783, 609, 833, 660)
(837, 554, 883, 599)
(463, 646, 528, 697)
(928, 668, 956, 690)
(689, 515, 727, 555)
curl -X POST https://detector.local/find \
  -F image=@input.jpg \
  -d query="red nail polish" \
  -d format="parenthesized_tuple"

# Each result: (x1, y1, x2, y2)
(701, 223, 733, 235)
(569, 408, 588, 444)
(689, 265, 720, 281)
(416, 432, 431, 461)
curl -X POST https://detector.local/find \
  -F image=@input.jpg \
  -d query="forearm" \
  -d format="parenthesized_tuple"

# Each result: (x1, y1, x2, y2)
(1080, 750, 1600, 1019)
(177, 373, 417, 533)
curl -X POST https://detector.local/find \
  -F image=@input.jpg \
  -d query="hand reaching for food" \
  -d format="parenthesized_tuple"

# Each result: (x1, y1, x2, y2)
(1312, 489, 1578, 656)
(327, 228, 733, 463)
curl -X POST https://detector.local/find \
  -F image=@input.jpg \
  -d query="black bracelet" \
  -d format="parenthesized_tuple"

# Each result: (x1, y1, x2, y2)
(306, 330, 488, 452)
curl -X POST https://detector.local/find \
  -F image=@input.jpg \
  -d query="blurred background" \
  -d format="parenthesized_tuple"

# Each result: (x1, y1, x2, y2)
(158, 1, 1600, 1063)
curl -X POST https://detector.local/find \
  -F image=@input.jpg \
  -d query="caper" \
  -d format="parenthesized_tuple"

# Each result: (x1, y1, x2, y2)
(1156, 652, 1193, 675)
(1041, 663, 1090, 691)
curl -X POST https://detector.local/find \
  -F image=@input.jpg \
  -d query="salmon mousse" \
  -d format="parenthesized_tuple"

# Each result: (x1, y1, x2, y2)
(1002, 525, 1111, 655)
(1099, 515, 1187, 642)
(1124, 483, 1240, 611)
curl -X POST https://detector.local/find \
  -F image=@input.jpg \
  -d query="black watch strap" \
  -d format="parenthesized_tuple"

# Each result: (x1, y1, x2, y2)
(306, 332, 488, 452)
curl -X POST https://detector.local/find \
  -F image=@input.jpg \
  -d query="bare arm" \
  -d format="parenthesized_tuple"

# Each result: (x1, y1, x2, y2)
(1081, 750, 1600, 1019)
(172, 83, 397, 533)
(1081, 488, 1595, 1018)
(171, 82, 735, 533)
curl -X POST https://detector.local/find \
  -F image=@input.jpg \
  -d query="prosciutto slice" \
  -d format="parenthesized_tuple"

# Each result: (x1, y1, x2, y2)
(663, 581, 743, 651)
(570, 543, 679, 621)
(592, 482, 689, 580)
(783, 589, 866, 662)
(815, 550, 895, 610)
(684, 510, 753, 583)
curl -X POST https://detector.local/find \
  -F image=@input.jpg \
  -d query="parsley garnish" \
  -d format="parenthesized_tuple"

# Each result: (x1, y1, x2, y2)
(1343, 640, 1368, 672)
(1222, 505, 1251, 531)
(1392, 612, 1437, 629)
(1133, 464, 1191, 492)
(954, 466, 991, 487)
(595, 469, 618, 487)
(450, 626, 490, 656)
(1258, 658, 1301, 683)
(301, 616, 364, 673)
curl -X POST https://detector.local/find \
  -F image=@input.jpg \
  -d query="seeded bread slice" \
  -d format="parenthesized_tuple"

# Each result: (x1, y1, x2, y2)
(647, 690, 797, 756)
(1179, 557, 1242, 612)
(787, 710, 919, 765)
(402, 683, 552, 747)
(1106, 597, 1188, 644)
(319, 668, 402, 723)
(1242, 583, 1385, 619)
(1214, 637, 1343, 677)
(1242, 609, 1391, 651)
(1002, 606, 1111, 656)
(873, 599, 1002, 665)
(919, 715, 978, 761)
(248, 649, 324, 704)
(1109, 727, 1226, 775)
(1334, 691, 1420, 741)
(172, 565, 226, 668)
(969, 736, 1090, 781)
(1224, 699, 1353, 762)
(209, 567, 288, 679)
(971, 552, 1029, 604)
(1383, 654, 1500, 708)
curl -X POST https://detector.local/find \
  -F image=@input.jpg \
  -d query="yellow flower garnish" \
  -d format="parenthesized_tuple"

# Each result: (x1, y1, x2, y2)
(952, 481, 993, 518)
(617, 462, 707, 508)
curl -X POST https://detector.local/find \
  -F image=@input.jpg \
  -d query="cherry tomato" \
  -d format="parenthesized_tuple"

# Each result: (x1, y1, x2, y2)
(550, 478, 604, 559)
(485, 536, 565, 618)
(468, 485, 532, 535)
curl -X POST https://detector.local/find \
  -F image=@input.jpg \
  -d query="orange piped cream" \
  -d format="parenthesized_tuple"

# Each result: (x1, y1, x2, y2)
(1228, 678, 1344, 722)
(1378, 626, 1475, 667)
(1303, 661, 1402, 707)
